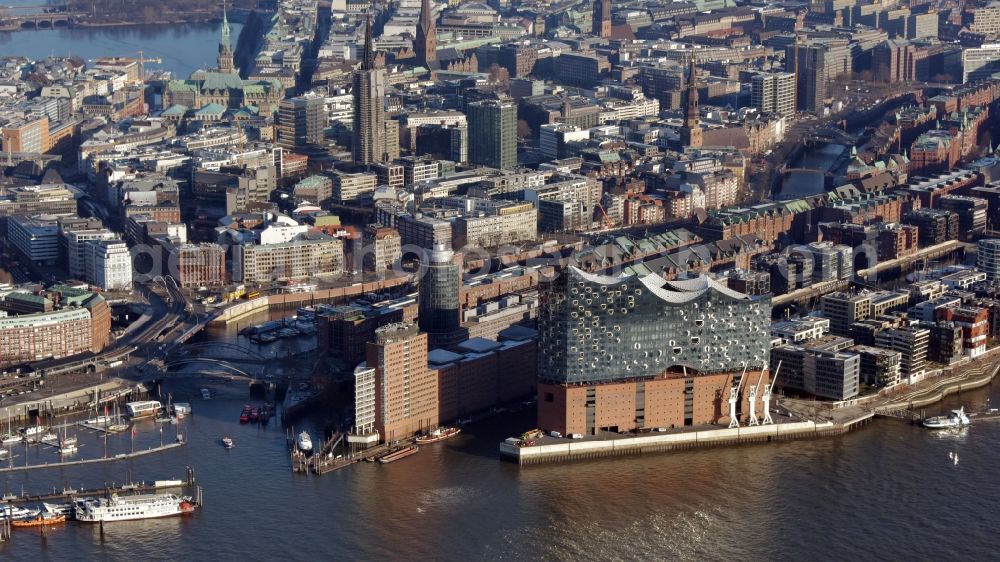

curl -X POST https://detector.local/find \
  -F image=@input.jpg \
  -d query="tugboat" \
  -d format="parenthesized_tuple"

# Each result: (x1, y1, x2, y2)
(12, 513, 66, 527)
(415, 426, 461, 444)
(923, 407, 971, 429)
(239, 405, 251, 424)
(249, 408, 260, 423)
(221, 437, 234, 449)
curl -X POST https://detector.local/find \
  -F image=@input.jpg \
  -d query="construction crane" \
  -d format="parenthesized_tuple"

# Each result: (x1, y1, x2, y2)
(136, 50, 163, 86)
(762, 360, 782, 425)
(728, 363, 749, 429)
(595, 203, 614, 229)
(747, 364, 767, 426)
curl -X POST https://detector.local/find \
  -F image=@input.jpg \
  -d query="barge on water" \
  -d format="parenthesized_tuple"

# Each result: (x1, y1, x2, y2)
(377, 445, 418, 464)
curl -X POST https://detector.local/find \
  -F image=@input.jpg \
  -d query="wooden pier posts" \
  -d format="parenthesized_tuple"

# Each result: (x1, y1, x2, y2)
(1, 501, 11, 542)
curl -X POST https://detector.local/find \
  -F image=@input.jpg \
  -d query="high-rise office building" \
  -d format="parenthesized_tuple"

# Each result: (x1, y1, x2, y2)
(277, 94, 327, 152)
(978, 239, 1000, 281)
(592, 0, 611, 39)
(352, 15, 388, 165)
(418, 243, 461, 335)
(786, 42, 833, 112)
(537, 268, 771, 436)
(467, 98, 517, 169)
(415, 0, 437, 67)
(750, 72, 796, 116)
(366, 323, 439, 442)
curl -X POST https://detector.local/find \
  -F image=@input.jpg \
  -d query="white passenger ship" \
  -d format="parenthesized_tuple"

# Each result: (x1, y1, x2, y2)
(75, 493, 195, 522)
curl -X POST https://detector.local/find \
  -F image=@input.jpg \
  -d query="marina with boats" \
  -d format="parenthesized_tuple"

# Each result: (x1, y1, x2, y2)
(242, 310, 318, 344)
(0, 398, 188, 473)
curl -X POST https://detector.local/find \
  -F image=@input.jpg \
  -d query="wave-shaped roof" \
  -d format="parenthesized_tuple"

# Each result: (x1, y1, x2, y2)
(569, 266, 750, 304)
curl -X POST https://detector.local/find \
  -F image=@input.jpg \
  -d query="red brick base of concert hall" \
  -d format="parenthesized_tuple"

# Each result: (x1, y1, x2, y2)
(537, 369, 770, 437)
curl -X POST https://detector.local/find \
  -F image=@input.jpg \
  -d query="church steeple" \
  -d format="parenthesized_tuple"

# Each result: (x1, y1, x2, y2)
(681, 52, 703, 149)
(218, 1, 235, 74)
(415, 0, 437, 66)
(221, 2, 231, 49)
(362, 12, 376, 71)
(353, 11, 388, 166)
(684, 54, 700, 129)
(592, 0, 611, 39)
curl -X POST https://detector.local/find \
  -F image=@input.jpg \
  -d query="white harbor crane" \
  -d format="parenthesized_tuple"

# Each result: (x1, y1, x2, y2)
(747, 365, 767, 426)
(762, 361, 783, 426)
(728, 364, 749, 429)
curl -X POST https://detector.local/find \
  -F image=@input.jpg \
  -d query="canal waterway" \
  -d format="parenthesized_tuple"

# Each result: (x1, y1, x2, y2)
(778, 143, 846, 199)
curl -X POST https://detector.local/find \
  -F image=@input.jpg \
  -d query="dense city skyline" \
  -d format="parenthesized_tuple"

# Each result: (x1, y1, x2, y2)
(1, 0, 1000, 558)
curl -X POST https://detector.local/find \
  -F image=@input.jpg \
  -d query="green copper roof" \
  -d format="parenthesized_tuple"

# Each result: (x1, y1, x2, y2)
(162, 104, 189, 116)
(199, 71, 246, 91)
(166, 80, 199, 94)
(195, 103, 227, 116)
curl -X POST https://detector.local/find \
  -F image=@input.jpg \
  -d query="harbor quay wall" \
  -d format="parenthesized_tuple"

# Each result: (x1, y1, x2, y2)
(837, 347, 1000, 411)
(504, 357, 1000, 465)
(0, 380, 128, 423)
(501, 417, 874, 465)
(211, 296, 270, 324)
(887, 363, 999, 412)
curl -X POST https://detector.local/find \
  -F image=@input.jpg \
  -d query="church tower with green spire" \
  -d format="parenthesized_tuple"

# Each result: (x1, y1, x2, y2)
(218, 1, 236, 74)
